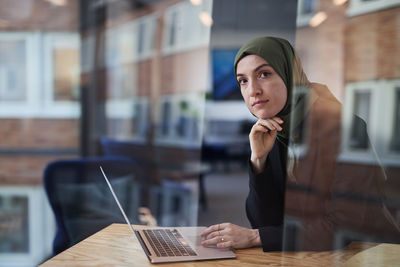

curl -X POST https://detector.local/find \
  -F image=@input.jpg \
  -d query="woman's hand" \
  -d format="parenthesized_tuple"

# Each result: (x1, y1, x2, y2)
(200, 223, 261, 249)
(249, 117, 283, 174)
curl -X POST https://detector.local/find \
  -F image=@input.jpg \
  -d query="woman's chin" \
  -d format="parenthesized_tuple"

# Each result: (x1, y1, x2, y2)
(256, 113, 275, 120)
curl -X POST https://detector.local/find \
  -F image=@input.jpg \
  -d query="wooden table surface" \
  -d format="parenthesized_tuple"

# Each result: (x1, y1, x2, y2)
(40, 223, 396, 267)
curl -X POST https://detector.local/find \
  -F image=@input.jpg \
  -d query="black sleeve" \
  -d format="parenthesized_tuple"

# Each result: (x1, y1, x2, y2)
(258, 226, 283, 251)
(246, 142, 286, 251)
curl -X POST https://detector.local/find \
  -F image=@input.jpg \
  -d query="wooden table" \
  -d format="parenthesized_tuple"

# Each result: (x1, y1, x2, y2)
(40, 223, 398, 266)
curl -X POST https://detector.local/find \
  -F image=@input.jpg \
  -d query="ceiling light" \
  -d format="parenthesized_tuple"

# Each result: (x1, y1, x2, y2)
(45, 0, 67, 6)
(309, 11, 327, 27)
(333, 0, 348, 6)
(199, 12, 213, 27)
(190, 0, 202, 5)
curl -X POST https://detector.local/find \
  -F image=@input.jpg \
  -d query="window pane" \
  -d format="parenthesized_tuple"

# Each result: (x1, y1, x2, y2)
(0, 40, 26, 102)
(53, 48, 80, 101)
(300, 0, 314, 15)
(138, 21, 146, 54)
(350, 91, 370, 149)
(169, 11, 178, 46)
(391, 88, 400, 152)
(0, 195, 29, 253)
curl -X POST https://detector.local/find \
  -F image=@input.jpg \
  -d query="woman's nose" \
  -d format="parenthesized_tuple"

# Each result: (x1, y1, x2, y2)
(248, 80, 261, 96)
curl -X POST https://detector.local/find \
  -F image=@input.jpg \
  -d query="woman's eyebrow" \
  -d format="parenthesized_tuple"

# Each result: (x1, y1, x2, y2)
(236, 63, 271, 77)
(254, 63, 271, 72)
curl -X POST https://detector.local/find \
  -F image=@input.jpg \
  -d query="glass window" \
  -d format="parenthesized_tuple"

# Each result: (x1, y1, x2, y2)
(52, 46, 80, 102)
(0, 39, 26, 102)
(161, 101, 172, 136)
(300, 0, 315, 15)
(390, 88, 400, 152)
(169, 10, 178, 47)
(138, 21, 146, 54)
(0, 195, 29, 253)
(350, 91, 370, 149)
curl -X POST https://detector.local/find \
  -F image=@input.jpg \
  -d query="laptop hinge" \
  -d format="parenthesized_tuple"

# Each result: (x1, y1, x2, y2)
(134, 230, 152, 259)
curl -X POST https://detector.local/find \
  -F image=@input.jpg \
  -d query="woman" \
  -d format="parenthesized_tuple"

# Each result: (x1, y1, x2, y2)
(200, 36, 400, 251)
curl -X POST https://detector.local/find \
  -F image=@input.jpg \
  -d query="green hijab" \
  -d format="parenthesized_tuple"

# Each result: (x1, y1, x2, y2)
(234, 36, 310, 140)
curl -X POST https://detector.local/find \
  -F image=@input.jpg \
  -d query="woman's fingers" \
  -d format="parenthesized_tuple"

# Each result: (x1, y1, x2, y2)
(200, 224, 220, 237)
(251, 124, 273, 135)
(201, 235, 222, 246)
(217, 240, 233, 249)
(272, 116, 284, 124)
(201, 223, 229, 246)
(257, 119, 283, 131)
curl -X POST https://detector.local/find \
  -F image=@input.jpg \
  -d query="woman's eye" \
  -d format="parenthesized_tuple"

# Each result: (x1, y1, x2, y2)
(238, 78, 247, 85)
(259, 71, 271, 78)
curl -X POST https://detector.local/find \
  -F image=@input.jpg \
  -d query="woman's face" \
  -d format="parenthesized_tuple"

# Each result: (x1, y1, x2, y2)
(236, 54, 287, 119)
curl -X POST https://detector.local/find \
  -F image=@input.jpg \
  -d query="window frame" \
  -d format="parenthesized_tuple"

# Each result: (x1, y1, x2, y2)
(347, 0, 400, 17)
(162, 0, 212, 55)
(339, 80, 400, 166)
(105, 96, 150, 143)
(296, 0, 318, 27)
(0, 32, 80, 119)
(340, 82, 378, 163)
(155, 93, 205, 148)
(0, 32, 39, 118)
(0, 186, 54, 266)
(104, 13, 158, 68)
(42, 32, 81, 118)
(382, 80, 400, 164)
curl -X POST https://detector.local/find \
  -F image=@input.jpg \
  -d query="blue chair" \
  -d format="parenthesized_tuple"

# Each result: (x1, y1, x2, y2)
(43, 156, 140, 255)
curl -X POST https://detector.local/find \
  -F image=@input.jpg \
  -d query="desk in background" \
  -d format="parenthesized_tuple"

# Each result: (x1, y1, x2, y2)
(40, 223, 399, 267)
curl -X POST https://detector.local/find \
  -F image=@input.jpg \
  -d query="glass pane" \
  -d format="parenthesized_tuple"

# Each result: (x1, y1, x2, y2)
(169, 11, 178, 47)
(391, 89, 400, 152)
(350, 91, 370, 149)
(0, 1, 80, 265)
(53, 48, 80, 101)
(0, 195, 29, 253)
(0, 40, 26, 101)
(300, 0, 314, 15)
(137, 21, 146, 54)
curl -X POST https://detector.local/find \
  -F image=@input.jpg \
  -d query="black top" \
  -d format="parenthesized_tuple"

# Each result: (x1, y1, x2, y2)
(246, 140, 287, 251)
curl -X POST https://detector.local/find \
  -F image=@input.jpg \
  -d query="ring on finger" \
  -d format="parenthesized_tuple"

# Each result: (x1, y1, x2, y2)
(221, 237, 224, 242)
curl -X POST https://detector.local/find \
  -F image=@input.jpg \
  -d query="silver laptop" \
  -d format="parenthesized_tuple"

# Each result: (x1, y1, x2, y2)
(100, 166, 236, 263)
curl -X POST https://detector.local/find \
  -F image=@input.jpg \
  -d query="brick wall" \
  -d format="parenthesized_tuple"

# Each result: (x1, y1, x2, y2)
(0, 119, 79, 184)
(0, 0, 78, 31)
(345, 7, 400, 82)
(0, 119, 79, 149)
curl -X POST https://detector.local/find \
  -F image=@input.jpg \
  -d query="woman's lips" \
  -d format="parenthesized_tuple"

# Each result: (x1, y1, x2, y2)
(252, 100, 268, 107)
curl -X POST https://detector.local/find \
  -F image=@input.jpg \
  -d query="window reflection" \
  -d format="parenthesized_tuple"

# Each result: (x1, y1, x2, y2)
(350, 91, 370, 149)
(391, 89, 400, 152)
(0, 39, 26, 102)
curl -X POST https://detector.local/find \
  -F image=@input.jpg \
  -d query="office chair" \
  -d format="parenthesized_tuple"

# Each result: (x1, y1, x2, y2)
(43, 156, 139, 255)
(100, 137, 196, 226)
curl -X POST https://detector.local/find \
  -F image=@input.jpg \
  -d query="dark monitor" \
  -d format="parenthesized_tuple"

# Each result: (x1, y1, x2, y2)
(211, 49, 242, 101)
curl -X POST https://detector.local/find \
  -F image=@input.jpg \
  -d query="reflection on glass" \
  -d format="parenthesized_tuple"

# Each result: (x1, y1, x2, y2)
(162, 101, 172, 136)
(53, 47, 79, 101)
(0, 40, 26, 102)
(391, 88, 400, 152)
(169, 10, 178, 47)
(299, 0, 315, 15)
(350, 91, 370, 149)
(138, 21, 146, 54)
(0, 195, 28, 253)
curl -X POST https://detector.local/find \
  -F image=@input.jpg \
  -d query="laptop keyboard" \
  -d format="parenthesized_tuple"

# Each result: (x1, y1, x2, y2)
(143, 229, 198, 257)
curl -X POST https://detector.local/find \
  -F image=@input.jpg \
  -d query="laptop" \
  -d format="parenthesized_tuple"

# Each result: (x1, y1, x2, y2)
(100, 166, 236, 263)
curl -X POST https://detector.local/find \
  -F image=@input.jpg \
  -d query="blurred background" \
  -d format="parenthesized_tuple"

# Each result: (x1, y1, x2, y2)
(0, 0, 399, 265)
